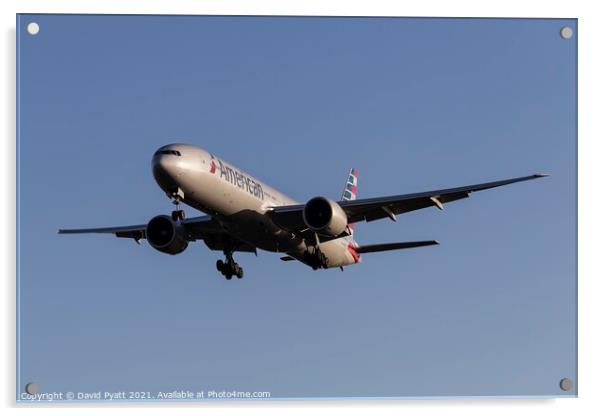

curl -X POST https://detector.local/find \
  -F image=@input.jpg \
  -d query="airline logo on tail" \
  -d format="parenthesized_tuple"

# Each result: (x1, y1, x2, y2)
(342, 168, 359, 237)
(342, 168, 358, 201)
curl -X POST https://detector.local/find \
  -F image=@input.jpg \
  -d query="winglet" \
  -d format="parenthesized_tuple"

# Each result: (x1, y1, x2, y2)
(534, 173, 550, 178)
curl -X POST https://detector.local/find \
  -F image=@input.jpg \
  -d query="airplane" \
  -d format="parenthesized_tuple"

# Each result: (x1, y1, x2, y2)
(59, 143, 548, 280)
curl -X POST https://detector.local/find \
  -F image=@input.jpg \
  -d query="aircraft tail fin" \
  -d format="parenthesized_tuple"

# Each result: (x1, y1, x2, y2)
(341, 168, 358, 201)
(341, 168, 359, 237)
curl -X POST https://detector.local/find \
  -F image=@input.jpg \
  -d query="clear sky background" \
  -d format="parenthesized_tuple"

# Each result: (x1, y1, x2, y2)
(17, 15, 576, 399)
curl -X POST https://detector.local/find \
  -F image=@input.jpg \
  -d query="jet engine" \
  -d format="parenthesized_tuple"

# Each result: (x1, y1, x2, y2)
(302, 196, 348, 237)
(145, 215, 189, 255)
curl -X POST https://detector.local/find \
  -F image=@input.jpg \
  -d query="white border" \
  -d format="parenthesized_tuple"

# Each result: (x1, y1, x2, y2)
(3, 1, 600, 415)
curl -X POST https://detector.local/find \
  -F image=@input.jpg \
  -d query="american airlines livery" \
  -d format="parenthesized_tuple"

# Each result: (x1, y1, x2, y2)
(59, 144, 548, 280)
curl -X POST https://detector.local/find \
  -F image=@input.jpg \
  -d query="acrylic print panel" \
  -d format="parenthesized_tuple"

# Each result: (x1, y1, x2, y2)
(16, 14, 577, 401)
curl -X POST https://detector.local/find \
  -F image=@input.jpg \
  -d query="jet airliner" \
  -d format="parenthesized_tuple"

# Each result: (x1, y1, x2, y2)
(59, 144, 547, 279)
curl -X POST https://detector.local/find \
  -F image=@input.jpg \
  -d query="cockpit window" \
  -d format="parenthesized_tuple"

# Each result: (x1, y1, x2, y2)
(154, 149, 181, 156)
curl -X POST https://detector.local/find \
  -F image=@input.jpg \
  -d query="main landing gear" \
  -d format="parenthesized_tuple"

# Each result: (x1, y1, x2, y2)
(216, 251, 244, 280)
(304, 246, 328, 270)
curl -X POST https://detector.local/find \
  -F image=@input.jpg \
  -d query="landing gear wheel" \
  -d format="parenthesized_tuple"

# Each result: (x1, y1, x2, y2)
(234, 264, 244, 279)
(219, 248, 245, 279)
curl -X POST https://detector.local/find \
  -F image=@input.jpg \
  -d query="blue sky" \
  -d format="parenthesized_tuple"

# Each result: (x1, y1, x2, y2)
(17, 15, 576, 399)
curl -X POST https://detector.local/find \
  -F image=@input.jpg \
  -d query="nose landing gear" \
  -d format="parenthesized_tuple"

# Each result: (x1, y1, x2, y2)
(169, 189, 186, 221)
(171, 209, 185, 221)
(216, 251, 244, 279)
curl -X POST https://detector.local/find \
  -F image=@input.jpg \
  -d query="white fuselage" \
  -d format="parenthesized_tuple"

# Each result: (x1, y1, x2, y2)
(152, 144, 360, 268)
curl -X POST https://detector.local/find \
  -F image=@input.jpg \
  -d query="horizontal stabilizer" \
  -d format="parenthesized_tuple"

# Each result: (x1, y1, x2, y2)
(356, 240, 439, 254)
(280, 256, 296, 261)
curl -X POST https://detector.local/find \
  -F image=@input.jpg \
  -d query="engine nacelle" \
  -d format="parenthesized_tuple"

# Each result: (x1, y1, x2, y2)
(145, 215, 189, 255)
(302, 196, 348, 237)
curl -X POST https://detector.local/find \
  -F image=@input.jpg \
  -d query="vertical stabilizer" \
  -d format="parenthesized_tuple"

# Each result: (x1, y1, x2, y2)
(341, 168, 358, 201)
(341, 168, 358, 236)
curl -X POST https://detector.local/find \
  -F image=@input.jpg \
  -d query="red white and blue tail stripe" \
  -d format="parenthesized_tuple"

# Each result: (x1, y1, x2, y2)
(341, 168, 359, 238)
(341, 168, 358, 201)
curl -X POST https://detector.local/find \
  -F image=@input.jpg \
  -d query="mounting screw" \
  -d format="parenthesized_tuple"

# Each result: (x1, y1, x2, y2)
(560, 26, 573, 40)
(559, 378, 573, 391)
(25, 383, 38, 395)
(26, 22, 40, 35)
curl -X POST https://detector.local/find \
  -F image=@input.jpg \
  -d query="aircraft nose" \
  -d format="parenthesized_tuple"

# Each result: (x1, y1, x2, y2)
(152, 149, 183, 187)
(154, 155, 171, 175)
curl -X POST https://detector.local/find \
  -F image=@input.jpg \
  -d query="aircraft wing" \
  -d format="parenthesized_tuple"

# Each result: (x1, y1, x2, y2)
(58, 223, 148, 240)
(268, 174, 548, 231)
(58, 215, 257, 253)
